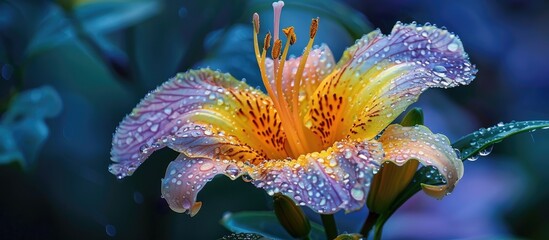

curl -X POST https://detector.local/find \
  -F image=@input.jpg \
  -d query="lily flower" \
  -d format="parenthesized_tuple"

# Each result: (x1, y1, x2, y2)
(109, 1, 475, 216)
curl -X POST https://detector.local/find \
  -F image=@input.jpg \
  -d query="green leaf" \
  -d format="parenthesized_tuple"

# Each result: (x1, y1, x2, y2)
(453, 120, 549, 160)
(400, 108, 424, 126)
(220, 211, 325, 240)
(25, 0, 161, 60)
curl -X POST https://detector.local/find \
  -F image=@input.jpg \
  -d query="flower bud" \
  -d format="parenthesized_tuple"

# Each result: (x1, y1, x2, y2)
(273, 193, 311, 239)
(366, 108, 423, 214)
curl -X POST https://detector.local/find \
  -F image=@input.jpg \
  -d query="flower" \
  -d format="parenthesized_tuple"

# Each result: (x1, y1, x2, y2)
(109, 1, 476, 216)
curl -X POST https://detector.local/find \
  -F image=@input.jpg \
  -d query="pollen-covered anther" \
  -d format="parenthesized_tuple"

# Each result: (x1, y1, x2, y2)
(309, 18, 319, 39)
(272, 39, 282, 60)
(253, 13, 260, 33)
(264, 33, 272, 51)
(282, 27, 296, 45)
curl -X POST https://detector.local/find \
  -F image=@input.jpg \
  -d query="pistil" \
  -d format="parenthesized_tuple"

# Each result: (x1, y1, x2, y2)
(251, 2, 321, 158)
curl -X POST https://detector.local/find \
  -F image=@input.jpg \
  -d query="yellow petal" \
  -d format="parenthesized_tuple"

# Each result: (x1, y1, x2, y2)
(110, 69, 287, 177)
(378, 124, 463, 198)
(304, 22, 476, 147)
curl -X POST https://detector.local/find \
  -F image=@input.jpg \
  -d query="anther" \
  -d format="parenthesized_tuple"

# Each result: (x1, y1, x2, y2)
(253, 13, 260, 33)
(310, 18, 319, 39)
(282, 27, 296, 45)
(264, 33, 272, 51)
(271, 39, 282, 59)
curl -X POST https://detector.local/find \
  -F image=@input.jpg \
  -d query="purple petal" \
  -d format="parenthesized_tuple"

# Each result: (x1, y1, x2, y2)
(110, 69, 285, 178)
(249, 139, 383, 214)
(161, 154, 242, 216)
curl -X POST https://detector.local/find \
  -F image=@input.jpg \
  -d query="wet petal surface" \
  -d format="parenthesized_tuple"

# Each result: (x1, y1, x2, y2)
(249, 138, 383, 214)
(161, 154, 242, 216)
(379, 124, 463, 198)
(110, 69, 287, 178)
(305, 22, 476, 147)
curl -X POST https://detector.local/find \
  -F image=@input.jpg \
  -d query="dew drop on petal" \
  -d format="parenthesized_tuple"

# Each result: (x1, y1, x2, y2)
(242, 174, 253, 182)
(351, 186, 364, 201)
(447, 43, 458, 52)
(199, 162, 214, 171)
(225, 164, 241, 180)
(150, 124, 159, 132)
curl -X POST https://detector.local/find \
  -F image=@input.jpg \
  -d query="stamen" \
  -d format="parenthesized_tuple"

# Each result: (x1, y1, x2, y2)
(275, 27, 294, 125)
(271, 39, 282, 60)
(291, 18, 319, 148)
(264, 32, 272, 51)
(252, 13, 261, 64)
(253, 13, 260, 34)
(309, 18, 318, 39)
(283, 27, 296, 45)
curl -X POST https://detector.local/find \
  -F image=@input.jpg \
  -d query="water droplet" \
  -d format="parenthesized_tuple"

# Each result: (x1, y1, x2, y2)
(447, 43, 458, 52)
(150, 124, 159, 132)
(242, 174, 253, 182)
(224, 165, 241, 180)
(433, 65, 447, 73)
(200, 162, 214, 171)
(351, 186, 364, 201)
(467, 154, 479, 161)
(139, 144, 149, 154)
(478, 145, 493, 157)
(344, 150, 352, 159)
(305, 120, 313, 128)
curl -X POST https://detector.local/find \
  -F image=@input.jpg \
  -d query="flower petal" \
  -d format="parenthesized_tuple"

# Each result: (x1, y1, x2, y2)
(110, 69, 287, 178)
(161, 154, 243, 216)
(305, 22, 476, 147)
(379, 124, 463, 198)
(248, 138, 383, 214)
(265, 44, 336, 118)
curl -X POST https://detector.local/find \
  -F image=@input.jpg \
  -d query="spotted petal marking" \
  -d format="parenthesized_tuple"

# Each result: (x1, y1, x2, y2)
(305, 22, 477, 147)
(110, 69, 287, 178)
(379, 124, 463, 198)
(265, 44, 336, 118)
(249, 138, 383, 214)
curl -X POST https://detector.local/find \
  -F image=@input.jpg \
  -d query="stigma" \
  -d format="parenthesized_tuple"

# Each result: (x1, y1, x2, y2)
(252, 1, 320, 158)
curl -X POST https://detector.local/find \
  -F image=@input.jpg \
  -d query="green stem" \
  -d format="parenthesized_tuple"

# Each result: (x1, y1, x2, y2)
(373, 220, 386, 240)
(320, 214, 338, 240)
(373, 172, 424, 239)
(359, 211, 379, 238)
